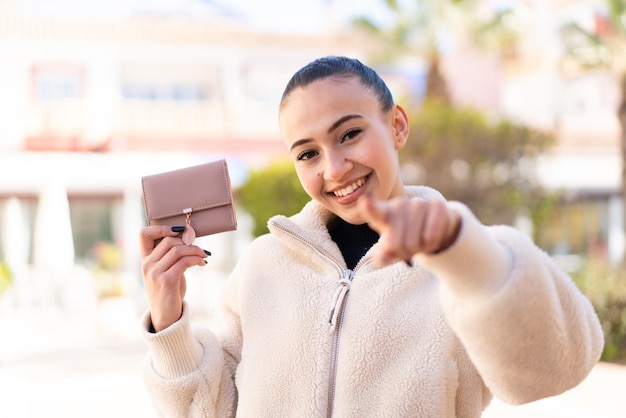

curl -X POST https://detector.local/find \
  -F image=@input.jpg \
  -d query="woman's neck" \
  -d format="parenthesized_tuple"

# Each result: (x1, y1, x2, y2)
(328, 216, 379, 270)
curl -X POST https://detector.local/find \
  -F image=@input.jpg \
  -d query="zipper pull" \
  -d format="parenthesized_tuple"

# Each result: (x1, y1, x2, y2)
(328, 270, 354, 331)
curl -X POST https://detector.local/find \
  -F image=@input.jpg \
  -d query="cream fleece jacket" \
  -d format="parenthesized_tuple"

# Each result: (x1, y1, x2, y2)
(141, 186, 604, 418)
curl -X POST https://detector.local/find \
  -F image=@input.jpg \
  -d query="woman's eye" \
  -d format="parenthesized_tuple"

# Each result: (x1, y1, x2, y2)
(297, 150, 318, 161)
(341, 128, 362, 143)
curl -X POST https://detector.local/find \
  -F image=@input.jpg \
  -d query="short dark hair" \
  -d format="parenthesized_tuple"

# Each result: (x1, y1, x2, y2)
(280, 56, 394, 112)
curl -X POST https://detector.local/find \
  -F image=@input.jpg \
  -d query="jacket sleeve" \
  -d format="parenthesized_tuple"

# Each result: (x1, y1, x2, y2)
(416, 201, 604, 405)
(141, 298, 240, 417)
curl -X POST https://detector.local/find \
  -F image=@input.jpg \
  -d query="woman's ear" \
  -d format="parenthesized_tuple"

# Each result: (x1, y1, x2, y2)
(391, 104, 410, 150)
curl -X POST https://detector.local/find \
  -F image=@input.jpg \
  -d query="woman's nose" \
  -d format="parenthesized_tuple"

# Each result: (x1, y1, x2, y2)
(323, 153, 351, 181)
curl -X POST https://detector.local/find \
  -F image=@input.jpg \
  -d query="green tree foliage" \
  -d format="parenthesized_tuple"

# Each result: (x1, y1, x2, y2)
(572, 258, 626, 362)
(400, 99, 556, 229)
(237, 160, 311, 237)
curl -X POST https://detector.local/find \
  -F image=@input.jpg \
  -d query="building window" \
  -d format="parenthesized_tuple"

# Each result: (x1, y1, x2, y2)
(31, 64, 84, 100)
(121, 83, 207, 101)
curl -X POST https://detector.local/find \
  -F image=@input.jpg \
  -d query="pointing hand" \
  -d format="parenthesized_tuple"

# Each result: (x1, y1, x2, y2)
(357, 196, 462, 268)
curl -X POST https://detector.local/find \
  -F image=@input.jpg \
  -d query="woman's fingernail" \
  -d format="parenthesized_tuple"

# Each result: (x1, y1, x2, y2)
(203, 260, 208, 264)
(171, 226, 185, 233)
(203, 249, 212, 256)
(404, 259, 413, 267)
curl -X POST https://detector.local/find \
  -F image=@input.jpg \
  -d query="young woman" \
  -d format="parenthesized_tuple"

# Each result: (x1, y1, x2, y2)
(139, 56, 603, 417)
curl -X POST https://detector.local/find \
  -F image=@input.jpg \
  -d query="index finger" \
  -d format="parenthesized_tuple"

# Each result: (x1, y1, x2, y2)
(139, 225, 183, 257)
(357, 195, 390, 234)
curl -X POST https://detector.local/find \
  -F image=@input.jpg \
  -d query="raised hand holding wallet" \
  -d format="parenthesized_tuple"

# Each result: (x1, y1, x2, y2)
(141, 159, 237, 245)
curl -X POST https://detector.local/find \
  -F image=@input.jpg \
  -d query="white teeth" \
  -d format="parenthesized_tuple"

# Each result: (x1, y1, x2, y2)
(333, 177, 365, 197)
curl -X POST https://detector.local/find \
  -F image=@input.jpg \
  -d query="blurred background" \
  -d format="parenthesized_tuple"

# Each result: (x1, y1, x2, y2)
(0, 0, 624, 416)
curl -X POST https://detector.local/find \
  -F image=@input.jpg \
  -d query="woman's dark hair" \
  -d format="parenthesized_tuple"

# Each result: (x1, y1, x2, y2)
(280, 56, 394, 112)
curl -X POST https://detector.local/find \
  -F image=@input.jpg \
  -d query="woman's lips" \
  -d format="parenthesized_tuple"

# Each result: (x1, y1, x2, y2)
(328, 174, 370, 203)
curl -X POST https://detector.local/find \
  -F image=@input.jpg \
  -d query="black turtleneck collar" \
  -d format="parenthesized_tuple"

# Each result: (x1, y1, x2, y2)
(328, 216, 380, 270)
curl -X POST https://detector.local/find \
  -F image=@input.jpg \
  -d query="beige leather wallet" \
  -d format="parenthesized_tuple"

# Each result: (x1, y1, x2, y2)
(142, 159, 237, 245)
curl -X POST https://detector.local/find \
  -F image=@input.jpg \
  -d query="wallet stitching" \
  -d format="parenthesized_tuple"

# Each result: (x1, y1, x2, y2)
(148, 200, 232, 220)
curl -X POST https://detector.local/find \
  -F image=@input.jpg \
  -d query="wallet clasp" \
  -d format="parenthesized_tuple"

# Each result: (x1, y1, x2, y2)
(182, 207, 196, 245)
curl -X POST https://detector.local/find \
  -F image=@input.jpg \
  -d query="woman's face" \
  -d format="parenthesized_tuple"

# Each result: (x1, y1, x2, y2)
(279, 76, 409, 224)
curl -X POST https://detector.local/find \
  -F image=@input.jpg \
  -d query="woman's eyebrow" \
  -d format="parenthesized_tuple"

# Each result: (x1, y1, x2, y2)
(327, 114, 362, 134)
(290, 138, 312, 151)
(290, 114, 363, 152)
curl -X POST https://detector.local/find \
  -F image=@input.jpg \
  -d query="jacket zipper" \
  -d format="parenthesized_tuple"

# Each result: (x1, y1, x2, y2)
(326, 268, 354, 418)
(269, 221, 370, 418)
(325, 257, 370, 418)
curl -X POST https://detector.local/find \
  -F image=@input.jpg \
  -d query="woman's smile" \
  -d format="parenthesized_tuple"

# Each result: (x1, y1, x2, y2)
(328, 174, 370, 204)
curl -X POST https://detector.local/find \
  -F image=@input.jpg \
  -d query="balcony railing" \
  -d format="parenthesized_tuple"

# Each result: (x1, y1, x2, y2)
(23, 98, 280, 151)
